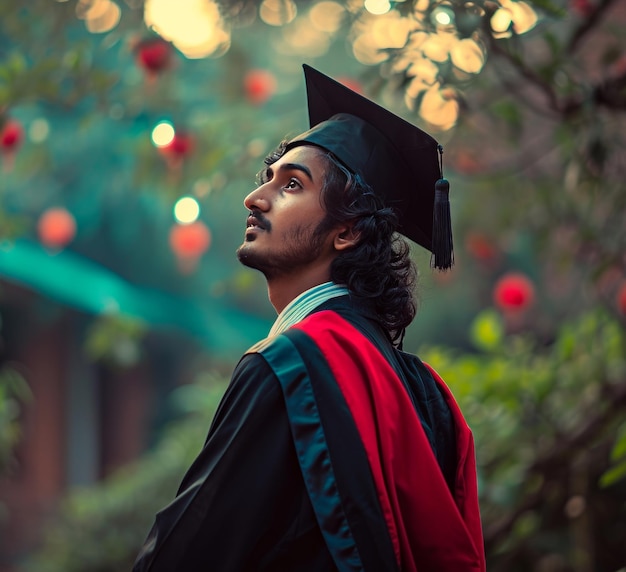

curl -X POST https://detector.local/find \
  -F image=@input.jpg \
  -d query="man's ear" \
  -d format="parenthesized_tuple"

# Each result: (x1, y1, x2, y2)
(333, 223, 360, 251)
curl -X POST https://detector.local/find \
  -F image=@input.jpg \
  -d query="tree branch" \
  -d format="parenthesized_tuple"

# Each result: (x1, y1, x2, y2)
(567, 0, 620, 53)
(486, 35, 561, 113)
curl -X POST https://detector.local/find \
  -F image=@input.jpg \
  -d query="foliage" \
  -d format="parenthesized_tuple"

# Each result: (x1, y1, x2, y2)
(446, 0, 626, 298)
(423, 309, 626, 571)
(23, 311, 626, 571)
(22, 373, 228, 572)
(0, 364, 30, 475)
(84, 314, 147, 369)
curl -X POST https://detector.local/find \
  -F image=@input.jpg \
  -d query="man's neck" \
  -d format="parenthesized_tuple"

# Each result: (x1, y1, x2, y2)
(266, 267, 332, 314)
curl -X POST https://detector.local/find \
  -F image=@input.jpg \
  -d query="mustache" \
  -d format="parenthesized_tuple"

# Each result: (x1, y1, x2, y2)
(247, 210, 271, 231)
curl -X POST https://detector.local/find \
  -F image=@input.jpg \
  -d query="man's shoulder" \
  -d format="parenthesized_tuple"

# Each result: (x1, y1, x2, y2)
(244, 335, 278, 356)
(244, 309, 356, 357)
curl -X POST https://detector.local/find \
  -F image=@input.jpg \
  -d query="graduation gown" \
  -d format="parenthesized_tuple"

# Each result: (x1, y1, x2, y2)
(133, 296, 485, 571)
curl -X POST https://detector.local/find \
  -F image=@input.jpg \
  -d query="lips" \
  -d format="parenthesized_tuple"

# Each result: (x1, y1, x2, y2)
(246, 213, 268, 231)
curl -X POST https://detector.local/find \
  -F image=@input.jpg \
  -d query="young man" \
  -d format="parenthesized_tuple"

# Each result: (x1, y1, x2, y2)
(134, 65, 485, 571)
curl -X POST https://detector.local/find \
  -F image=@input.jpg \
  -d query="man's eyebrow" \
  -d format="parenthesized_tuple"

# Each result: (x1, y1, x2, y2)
(277, 162, 314, 182)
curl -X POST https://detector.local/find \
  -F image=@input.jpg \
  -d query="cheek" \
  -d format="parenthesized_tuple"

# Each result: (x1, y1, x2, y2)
(294, 199, 325, 220)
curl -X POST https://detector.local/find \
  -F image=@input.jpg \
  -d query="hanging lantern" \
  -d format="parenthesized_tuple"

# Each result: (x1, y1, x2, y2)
(244, 69, 277, 105)
(493, 272, 535, 313)
(37, 207, 77, 250)
(169, 220, 211, 273)
(135, 37, 172, 79)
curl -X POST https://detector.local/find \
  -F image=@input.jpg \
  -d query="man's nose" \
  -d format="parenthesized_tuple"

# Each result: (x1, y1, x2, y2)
(243, 185, 270, 211)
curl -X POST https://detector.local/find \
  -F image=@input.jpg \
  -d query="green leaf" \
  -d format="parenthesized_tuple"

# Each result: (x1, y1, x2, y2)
(470, 309, 504, 352)
(599, 460, 626, 488)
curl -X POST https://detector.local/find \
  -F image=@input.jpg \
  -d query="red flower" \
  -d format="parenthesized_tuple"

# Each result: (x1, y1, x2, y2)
(1, 119, 23, 153)
(159, 131, 194, 158)
(158, 131, 195, 170)
(37, 207, 77, 249)
(493, 272, 535, 313)
(136, 38, 172, 74)
(244, 69, 277, 105)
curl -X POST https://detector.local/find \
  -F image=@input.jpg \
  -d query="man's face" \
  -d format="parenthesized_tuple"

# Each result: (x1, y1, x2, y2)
(236, 145, 336, 280)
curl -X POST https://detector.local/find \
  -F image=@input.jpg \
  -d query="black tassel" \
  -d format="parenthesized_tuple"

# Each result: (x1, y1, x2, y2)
(431, 145, 454, 270)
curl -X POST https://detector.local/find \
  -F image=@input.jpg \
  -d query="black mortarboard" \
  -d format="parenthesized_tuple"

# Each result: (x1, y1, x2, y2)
(287, 64, 453, 270)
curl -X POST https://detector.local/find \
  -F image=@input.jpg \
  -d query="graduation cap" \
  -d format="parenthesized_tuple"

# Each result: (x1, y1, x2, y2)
(287, 64, 454, 270)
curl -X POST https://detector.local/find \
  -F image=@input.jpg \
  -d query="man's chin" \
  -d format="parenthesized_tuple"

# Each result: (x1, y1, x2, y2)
(236, 244, 262, 270)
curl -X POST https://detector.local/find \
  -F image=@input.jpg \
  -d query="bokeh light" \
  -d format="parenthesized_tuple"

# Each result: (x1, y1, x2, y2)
(76, 0, 121, 33)
(431, 4, 454, 27)
(450, 38, 486, 74)
(259, 0, 297, 26)
(309, 1, 345, 33)
(29, 119, 50, 144)
(345, 0, 538, 129)
(151, 121, 175, 147)
(364, 0, 391, 16)
(174, 197, 200, 224)
(144, 0, 231, 59)
(37, 207, 77, 249)
(420, 85, 459, 130)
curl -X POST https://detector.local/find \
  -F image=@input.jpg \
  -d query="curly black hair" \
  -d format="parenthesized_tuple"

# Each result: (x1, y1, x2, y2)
(262, 141, 417, 343)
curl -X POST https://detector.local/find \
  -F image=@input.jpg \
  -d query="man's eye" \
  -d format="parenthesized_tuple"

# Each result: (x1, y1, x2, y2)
(285, 178, 301, 190)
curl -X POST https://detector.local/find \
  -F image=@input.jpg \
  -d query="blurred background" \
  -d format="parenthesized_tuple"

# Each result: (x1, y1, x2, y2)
(0, 0, 625, 570)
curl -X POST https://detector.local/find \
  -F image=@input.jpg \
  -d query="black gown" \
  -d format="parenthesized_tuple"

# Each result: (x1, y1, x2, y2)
(133, 296, 483, 572)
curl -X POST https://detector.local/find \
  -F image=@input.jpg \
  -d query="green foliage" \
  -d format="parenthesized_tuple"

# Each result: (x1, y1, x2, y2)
(422, 310, 626, 571)
(0, 3, 120, 108)
(24, 312, 626, 572)
(0, 365, 30, 475)
(84, 314, 147, 369)
(23, 373, 228, 572)
(601, 421, 626, 488)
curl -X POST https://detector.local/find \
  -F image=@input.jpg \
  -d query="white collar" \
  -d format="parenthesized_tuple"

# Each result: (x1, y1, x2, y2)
(268, 281, 348, 337)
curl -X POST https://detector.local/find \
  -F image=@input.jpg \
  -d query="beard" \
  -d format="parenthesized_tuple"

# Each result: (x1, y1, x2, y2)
(236, 216, 334, 281)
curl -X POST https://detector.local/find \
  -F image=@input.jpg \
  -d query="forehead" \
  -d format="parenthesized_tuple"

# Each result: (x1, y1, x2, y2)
(273, 144, 327, 173)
